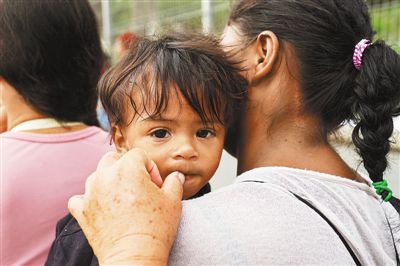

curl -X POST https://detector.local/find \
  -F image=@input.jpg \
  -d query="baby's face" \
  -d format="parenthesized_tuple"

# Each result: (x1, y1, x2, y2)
(114, 91, 225, 199)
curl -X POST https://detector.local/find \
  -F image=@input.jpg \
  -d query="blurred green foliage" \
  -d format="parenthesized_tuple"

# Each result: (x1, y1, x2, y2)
(109, 0, 232, 38)
(370, 2, 400, 53)
(104, 0, 399, 54)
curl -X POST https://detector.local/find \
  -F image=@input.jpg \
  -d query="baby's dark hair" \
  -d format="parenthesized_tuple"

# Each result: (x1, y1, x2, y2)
(230, 0, 400, 211)
(98, 33, 247, 129)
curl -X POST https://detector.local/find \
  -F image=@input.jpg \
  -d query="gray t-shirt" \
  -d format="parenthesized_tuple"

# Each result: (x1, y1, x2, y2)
(169, 167, 400, 265)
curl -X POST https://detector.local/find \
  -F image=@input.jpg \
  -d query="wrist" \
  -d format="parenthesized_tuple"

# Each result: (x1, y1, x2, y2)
(101, 254, 167, 266)
(98, 235, 171, 266)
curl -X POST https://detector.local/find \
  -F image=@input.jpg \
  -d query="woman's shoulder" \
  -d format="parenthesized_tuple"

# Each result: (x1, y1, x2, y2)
(0, 126, 111, 144)
(171, 181, 355, 265)
(1, 127, 113, 177)
(179, 180, 318, 235)
(177, 169, 398, 264)
(183, 178, 293, 207)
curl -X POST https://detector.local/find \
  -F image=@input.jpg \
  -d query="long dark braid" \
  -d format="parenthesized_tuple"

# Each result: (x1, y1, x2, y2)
(352, 40, 400, 213)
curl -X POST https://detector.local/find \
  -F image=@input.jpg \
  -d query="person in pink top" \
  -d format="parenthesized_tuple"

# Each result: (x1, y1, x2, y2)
(0, 0, 113, 264)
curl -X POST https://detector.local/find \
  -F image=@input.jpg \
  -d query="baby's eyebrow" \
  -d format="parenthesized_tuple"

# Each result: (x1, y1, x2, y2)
(139, 116, 174, 123)
(139, 116, 218, 125)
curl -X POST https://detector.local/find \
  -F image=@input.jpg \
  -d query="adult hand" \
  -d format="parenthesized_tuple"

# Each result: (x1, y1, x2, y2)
(68, 149, 185, 265)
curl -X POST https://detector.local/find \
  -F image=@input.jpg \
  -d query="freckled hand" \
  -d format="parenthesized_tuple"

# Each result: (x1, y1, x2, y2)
(68, 149, 185, 265)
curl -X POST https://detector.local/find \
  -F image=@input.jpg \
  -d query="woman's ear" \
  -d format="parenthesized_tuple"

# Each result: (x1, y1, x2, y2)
(112, 125, 129, 153)
(251, 31, 280, 85)
(0, 76, 6, 90)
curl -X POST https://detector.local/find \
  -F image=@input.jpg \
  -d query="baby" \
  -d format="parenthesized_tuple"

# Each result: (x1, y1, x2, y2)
(46, 33, 247, 265)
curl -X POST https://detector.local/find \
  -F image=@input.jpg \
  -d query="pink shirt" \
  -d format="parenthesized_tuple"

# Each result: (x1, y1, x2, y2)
(0, 127, 114, 265)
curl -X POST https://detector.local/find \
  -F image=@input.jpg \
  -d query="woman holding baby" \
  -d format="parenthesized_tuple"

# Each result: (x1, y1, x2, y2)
(69, 0, 400, 264)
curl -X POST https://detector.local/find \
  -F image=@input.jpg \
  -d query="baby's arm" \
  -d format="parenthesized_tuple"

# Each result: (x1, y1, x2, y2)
(45, 214, 98, 266)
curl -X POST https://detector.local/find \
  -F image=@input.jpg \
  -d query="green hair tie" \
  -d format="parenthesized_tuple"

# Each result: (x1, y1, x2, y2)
(372, 179, 393, 202)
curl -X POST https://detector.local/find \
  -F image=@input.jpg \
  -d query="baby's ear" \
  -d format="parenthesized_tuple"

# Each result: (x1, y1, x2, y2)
(112, 125, 129, 153)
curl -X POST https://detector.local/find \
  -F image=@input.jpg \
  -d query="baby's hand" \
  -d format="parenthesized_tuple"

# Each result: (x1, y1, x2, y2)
(68, 149, 184, 265)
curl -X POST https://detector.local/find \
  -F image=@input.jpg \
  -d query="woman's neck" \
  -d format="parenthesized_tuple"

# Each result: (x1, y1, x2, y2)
(6, 102, 87, 134)
(1, 79, 87, 134)
(236, 110, 359, 181)
(6, 104, 46, 131)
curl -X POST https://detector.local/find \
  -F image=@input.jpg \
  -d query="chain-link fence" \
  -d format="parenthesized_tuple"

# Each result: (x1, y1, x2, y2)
(90, 1, 400, 54)
(369, 0, 400, 51)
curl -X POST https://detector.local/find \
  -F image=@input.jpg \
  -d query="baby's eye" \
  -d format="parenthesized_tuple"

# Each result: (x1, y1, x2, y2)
(150, 129, 170, 139)
(196, 129, 215, 138)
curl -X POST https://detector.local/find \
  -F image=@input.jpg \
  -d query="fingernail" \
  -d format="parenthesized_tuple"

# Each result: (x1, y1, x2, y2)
(176, 172, 185, 184)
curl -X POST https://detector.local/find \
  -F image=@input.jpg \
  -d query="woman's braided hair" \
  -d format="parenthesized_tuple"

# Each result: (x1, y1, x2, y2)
(230, 0, 400, 212)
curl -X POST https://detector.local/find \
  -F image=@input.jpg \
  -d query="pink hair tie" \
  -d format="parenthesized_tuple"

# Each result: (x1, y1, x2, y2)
(353, 39, 372, 70)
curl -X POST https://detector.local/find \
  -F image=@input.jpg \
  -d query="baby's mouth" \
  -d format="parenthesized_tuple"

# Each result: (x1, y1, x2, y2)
(180, 172, 198, 178)
(161, 170, 198, 180)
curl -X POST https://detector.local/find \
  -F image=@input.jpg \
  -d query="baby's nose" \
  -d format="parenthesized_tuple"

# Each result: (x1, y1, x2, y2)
(172, 140, 199, 160)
